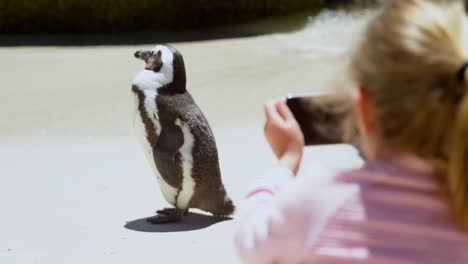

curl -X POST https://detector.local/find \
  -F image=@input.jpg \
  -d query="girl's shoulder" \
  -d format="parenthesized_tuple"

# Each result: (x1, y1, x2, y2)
(335, 160, 440, 194)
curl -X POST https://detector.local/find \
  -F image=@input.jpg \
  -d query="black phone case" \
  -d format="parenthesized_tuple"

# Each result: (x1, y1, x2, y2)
(286, 94, 358, 146)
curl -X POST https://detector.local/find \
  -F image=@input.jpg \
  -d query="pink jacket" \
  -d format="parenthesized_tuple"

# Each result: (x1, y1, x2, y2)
(234, 160, 468, 264)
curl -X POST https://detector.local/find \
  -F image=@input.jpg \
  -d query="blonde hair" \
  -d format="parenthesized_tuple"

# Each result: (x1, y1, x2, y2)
(350, 0, 468, 227)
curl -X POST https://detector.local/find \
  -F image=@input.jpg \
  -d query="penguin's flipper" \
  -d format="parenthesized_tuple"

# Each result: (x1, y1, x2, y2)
(153, 119, 185, 188)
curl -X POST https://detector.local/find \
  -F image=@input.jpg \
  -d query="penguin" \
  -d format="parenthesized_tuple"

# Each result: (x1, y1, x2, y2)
(131, 44, 235, 224)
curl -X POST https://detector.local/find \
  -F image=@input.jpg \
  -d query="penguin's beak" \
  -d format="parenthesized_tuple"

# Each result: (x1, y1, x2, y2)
(134, 50, 152, 62)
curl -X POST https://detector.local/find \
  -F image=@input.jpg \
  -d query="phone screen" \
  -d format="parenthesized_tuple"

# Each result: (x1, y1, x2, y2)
(286, 93, 358, 146)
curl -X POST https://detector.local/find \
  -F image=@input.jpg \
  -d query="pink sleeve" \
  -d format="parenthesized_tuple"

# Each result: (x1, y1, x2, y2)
(234, 163, 359, 264)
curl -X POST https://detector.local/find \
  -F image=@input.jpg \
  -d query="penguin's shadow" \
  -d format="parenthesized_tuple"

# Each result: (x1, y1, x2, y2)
(124, 212, 231, 233)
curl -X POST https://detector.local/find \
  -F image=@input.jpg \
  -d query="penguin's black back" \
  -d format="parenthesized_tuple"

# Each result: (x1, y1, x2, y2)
(156, 92, 230, 214)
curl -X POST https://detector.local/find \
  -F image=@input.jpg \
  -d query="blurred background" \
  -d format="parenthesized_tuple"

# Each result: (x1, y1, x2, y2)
(0, 1, 378, 32)
(0, 1, 378, 264)
(0, 0, 380, 45)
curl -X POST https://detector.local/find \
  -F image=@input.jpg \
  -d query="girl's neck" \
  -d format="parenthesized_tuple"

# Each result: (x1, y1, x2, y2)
(377, 151, 434, 176)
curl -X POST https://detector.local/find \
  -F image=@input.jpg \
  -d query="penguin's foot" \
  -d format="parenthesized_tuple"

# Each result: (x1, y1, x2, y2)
(155, 208, 189, 216)
(147, 208, 187, 224)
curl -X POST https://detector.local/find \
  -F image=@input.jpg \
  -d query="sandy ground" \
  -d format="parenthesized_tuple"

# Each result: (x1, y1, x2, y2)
(0, 12, 370, 263)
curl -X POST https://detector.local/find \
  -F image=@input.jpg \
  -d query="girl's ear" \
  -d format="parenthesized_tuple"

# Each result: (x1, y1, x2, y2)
(354, 87, 377, 135)
(353, 87, 380, 159)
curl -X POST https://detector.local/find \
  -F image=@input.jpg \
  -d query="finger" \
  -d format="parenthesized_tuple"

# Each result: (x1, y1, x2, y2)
(276, 100, 295, 121)
(264, 101, 283, 123)
(275, 101, 287, 120)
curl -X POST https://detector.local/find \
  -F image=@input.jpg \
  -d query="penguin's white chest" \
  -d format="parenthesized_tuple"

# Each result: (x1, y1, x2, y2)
(133, 90, 196, 209)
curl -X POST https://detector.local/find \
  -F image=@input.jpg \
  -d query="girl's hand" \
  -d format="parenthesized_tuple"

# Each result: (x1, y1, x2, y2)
(264, 99, 305, 175)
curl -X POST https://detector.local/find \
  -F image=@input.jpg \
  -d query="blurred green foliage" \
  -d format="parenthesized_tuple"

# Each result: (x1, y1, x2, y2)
(0, 0, 325, 33)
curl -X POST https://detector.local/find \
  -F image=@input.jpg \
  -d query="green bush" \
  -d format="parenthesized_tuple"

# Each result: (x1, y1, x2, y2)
(0, 0, 325, 33)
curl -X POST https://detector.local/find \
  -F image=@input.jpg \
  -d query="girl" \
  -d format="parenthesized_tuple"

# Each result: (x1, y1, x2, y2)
(234, 1, 468, 263)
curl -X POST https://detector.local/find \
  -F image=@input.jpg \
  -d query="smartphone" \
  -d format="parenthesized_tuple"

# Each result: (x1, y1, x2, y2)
(286, 93, 359, 146)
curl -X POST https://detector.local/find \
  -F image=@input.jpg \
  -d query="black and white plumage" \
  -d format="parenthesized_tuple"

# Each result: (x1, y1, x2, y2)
(131, 44, 234, 224)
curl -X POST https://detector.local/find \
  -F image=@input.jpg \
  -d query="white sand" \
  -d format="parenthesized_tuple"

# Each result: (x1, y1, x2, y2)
(0, 10, 370, 263)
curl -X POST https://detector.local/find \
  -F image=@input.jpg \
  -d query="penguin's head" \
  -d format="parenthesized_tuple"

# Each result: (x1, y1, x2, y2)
(134, 45, 182, 72)
(134, 45, 186, 93)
